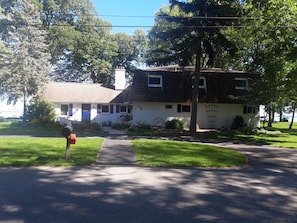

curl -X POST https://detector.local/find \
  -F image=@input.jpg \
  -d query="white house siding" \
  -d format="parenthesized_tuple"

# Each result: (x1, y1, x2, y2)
(55, 103, 131, 125)
(132, 102, 260, 129)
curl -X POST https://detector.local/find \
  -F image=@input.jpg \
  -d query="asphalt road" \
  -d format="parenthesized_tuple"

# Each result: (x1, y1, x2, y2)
(1, 139, 297, 223)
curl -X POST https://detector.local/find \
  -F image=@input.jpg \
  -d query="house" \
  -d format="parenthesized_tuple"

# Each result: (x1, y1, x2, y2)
(41, 68, 132, 125)
(41, 66, 259, 129)
(129, 66, 260, 129)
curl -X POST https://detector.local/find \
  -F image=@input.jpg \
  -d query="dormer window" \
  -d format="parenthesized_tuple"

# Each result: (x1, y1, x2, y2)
(148, 75, 162, 88)
(199, 76, 207, 91)
(235, 78, 249, 90)
(191, 76, 207, 91)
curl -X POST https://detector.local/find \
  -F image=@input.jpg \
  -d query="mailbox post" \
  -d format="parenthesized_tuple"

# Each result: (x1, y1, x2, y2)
(61, 123, 73, 160)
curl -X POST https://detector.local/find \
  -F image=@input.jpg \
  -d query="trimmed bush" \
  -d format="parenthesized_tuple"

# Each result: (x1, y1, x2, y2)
(231, 115, 246, 130)
(165, 119, 184, 130)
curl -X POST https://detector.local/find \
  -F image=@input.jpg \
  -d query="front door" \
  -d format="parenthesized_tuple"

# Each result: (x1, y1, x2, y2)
(82, 104, 91, 121)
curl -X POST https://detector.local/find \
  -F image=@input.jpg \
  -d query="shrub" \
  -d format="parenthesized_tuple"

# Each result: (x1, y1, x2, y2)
(91, 122, 102, 131)
(231, 116, 246, 130)
(165, 119, 184, 130)
(112, 123, 130, 130)
(27, 98, 56, 126)
(134, 122, 151, 130)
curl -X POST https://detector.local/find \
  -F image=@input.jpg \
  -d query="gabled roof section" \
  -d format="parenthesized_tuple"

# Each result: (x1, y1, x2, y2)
(40, 82, 130, 104)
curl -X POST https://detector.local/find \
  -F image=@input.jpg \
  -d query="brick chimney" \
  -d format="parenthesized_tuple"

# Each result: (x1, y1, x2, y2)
(115, 68, 126, 90)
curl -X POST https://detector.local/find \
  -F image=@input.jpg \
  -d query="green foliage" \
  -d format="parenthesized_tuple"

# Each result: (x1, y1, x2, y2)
(231, 115, 246, 130)
(0, 0, 51, 114)
(27, 98, 56, 126)
(165, 119, 184, 130)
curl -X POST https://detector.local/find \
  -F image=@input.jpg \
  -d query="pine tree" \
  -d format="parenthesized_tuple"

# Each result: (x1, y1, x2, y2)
(1, 0, 51, 121)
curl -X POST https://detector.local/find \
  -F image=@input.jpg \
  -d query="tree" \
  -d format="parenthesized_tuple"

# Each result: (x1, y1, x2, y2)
(133, 29, 148, 68)
(0, 0, 51, 121)
(27, 98, 56, 125)
(232, 0, 297, 127)
(148, 0, 241, 134)
(39, 0, 118, 85)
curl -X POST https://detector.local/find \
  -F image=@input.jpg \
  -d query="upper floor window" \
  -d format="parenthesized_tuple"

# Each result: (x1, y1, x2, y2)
(199, 76, 207, 91)
(235, 78, 249, 90)
(148, 75, 162, 88)
(192, 76, 207, 91)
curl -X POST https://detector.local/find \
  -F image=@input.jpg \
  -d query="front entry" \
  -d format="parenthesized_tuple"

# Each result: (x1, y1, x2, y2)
(82, 104, 91, 121)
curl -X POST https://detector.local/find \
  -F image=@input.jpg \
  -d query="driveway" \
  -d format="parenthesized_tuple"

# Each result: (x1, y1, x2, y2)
(0, 139, 297, 223)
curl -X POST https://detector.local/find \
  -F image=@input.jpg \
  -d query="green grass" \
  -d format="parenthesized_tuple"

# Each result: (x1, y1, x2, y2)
(132, 139, 247, 167)
(0, 137, 103, 167)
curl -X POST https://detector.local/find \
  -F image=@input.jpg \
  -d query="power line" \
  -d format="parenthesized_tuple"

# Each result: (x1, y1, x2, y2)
(99, 14, 268, 21)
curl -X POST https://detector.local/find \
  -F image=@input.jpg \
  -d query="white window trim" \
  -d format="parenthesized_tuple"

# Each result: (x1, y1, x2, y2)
(120, 105, 127, 113)
(148, 75, 162, 88)
(101, 104, 110, 114)
(199, 76, 207, 91)
(235, 78, 249, 90)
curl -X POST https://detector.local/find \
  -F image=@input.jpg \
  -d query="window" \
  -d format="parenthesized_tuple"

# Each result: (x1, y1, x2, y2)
(148, 75, 162, 87)
(235, 78, 249, 90)
(165, 104, 172, 109)
(177, 104, 191, 113)
(120, 105, 127, 113)
(61, 104, 68, 116)
(243, 106, 256, 114)
(199, 77, 207, 91)
(102, 105, 109, 113)
(192, 76, 207, 91)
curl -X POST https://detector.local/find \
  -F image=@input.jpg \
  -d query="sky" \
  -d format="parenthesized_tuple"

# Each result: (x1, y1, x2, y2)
(93, 0, 168, 34)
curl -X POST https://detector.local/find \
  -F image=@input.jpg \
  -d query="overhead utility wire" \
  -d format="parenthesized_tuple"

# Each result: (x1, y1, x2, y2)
(99, 14, 267, 20)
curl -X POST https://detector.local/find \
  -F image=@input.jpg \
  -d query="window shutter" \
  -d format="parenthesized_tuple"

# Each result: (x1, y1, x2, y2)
(97, 104, 101, 114)
(116, 105, 120, 113)
(68, 104, 73, 116)
(177, 104, 181, 113)
(110, 104, 114, 113)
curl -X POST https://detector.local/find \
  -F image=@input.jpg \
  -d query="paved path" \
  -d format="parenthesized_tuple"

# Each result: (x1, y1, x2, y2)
(98, 135, 136, 166)
(1, 131, 297, 222)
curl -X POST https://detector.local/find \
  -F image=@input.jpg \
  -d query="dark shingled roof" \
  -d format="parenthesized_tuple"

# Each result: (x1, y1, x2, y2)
(130, 67, 258, 104)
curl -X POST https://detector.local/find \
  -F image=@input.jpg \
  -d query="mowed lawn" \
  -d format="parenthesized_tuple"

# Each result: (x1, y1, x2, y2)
(0, 137, 103, 167)
(132, 139, 247, 167)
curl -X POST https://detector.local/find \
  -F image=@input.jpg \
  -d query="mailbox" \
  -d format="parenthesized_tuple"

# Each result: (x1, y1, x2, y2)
(69, 133, 76, 144)
(61, 125, 73, 138)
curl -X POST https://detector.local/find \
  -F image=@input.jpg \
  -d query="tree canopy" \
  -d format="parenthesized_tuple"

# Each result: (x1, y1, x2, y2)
(0, 0, 51, 120)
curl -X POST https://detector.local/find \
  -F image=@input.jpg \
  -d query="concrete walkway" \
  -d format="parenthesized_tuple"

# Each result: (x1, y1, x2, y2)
(98, 135, 136, 166)
(98, 127, 136, 165)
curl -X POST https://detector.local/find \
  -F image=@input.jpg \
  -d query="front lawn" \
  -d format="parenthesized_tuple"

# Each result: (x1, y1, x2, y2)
(132, 139, 247, 167)
(0, 137, 103, 167)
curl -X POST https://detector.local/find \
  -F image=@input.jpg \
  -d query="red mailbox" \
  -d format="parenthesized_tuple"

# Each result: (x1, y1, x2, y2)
(69, 133, 76, 144)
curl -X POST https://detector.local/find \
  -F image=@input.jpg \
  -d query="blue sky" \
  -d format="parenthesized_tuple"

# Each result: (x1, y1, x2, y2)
(93, 0, 168, 34)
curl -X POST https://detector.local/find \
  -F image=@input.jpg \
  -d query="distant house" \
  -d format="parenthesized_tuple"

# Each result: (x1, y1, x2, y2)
(41, 69, 132, 125)
(129, 66, 260, 129)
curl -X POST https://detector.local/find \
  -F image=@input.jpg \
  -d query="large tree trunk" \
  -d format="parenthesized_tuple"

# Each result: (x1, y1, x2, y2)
(267, 102, 273, 127)
(189, 41, 202, 135)
(22, 91, 27, 123)
(289, 104, 296, 129)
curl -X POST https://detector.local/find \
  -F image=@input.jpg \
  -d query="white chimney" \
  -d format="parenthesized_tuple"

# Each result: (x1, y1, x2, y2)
(115, 68, 126, 90)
